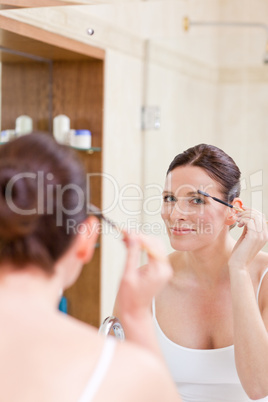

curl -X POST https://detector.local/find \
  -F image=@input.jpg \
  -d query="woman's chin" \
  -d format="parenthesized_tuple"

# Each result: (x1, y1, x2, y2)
(169, 238, 198, 252)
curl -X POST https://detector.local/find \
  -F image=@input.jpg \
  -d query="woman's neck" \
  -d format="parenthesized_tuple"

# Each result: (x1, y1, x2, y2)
(176, 234, 236, 285)
(0, 264, 62, 312)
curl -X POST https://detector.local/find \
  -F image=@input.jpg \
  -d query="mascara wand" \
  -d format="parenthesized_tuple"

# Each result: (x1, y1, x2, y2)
(87, 203, 167, 262)
(197, 190, 244, 212)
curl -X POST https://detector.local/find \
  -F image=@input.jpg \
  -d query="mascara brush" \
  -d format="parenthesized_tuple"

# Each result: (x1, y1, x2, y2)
(87, 204, 167, 262)
(87, 203, 120, 232)
(197, 191, 268, 224)
(197, 190, 244, 212)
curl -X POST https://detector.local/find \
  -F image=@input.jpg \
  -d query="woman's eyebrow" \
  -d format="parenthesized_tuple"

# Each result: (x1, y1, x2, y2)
(187, 191, 201, 196)
(162, 190, 203, 197)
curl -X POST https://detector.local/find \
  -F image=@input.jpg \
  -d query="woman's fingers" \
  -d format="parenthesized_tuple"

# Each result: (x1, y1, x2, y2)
(123, 231, 168, 263)
(234, 208, 268, 259)
(122, 231, 172, 286)
(136, 234, 172, 277)
(235, 208, 267, 233)
(123, 232, 142, 277)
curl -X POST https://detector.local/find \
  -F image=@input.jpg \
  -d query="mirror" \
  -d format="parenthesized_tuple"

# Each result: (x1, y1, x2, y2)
(1, 1, 267, 318)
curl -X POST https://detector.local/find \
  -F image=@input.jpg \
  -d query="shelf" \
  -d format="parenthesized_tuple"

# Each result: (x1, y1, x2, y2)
(0, 141, 102, 153)
(0, 9, 105, 62)
(71, 146, 101, 153)
(0, 1, 81, 7)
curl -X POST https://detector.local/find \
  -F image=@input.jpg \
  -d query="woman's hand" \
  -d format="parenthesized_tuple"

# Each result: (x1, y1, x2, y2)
(113, 232, 172, 354)
(229, 207, 268, 270)
(228, 208, 268, 398)
(114, 232, 173, 320)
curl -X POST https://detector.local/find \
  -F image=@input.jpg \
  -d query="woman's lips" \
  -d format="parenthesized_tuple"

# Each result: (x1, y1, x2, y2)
(170, 227, 196, 235)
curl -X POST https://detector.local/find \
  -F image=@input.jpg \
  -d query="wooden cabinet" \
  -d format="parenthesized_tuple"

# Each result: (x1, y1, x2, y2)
(0, 1, 82, 7)
(0, 7, 105, 327)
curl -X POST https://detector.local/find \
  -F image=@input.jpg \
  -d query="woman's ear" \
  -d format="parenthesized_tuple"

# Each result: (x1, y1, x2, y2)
(225, 198, 243, 226)
(54, 216, 100, 290)
(76, 216, 100, 263)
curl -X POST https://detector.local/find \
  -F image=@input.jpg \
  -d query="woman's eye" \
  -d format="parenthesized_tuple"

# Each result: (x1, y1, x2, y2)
(163, 195, 176, 202)
(191, 197, 205, 205)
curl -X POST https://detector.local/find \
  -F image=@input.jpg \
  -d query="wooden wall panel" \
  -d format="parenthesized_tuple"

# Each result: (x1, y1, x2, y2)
(65, 150, 102, 327)
(1, 57, 104, 327)
(65, 248, 101, 328)
(0, 1, 78, 6)
(53, 59, 104, 327)
(52, 60, 103, 148)
(1, 61, 51, 131)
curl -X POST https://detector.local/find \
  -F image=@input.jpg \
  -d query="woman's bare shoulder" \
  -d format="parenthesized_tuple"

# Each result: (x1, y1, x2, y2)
(107, 341, 180, 402)
(257, 250, 268, 264)
(48, 316, 179, 401)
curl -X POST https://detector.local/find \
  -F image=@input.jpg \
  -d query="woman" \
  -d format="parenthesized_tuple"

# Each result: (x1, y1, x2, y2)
(0, 132, 179, 402)
(116, 144, 268, 401)
(157, 144, 268, 401)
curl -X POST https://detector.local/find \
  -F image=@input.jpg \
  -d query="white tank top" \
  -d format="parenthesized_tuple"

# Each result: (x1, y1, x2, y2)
(78, 336, 116, 402)
(152, 268, 268, 402)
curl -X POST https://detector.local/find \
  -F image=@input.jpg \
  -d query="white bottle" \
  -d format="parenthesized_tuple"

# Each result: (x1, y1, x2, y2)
(15, 115, 33, 136)
(70, 129, 92, 149)
(53, 115, 70, 145)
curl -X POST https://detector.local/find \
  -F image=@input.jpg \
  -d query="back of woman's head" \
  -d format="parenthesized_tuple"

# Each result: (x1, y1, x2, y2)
(167, 144, 241, 202)
(0, 132, 87, 273)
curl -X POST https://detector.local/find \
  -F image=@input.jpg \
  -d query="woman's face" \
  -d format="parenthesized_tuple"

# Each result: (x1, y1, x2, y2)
(161, 165, 232, 251)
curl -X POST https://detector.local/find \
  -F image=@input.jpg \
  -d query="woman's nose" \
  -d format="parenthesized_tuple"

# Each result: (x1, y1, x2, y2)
(170, 199, 190, 220)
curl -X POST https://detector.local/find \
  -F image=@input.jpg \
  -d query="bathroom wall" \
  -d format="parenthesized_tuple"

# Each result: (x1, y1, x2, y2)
(101, 48, 144, 316)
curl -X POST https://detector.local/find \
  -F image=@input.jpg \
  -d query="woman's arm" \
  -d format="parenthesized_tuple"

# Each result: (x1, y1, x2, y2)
(113, 232, 172, 360)
(112, 232, 180, 401)
(229, 208, 268, 400)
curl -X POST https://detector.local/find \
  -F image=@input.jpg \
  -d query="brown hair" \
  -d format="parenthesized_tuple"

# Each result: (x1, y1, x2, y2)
(167, 144, 241, 202)
(0, 132, 87, 273)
